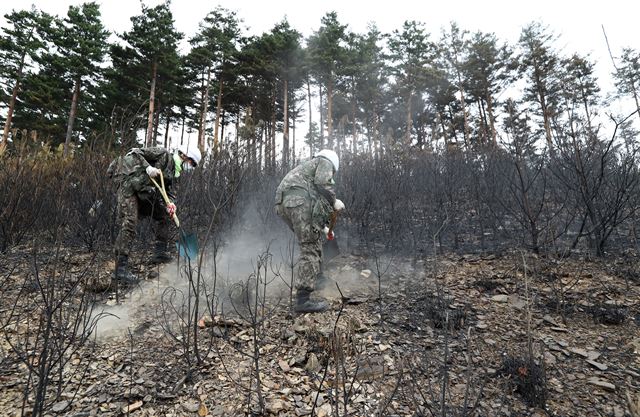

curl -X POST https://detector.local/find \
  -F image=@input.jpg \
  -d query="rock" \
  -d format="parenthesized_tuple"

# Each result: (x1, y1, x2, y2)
(587, 377, 615, 391)
(587, 351, 601, 361)
(543, 315, 561, 326)
(52, 401, 70, 413)
(360, 269, 372, 279)
(569, 348, 589, 358)
(491, 294, 509, 302)
(122, 400, 143, 414)
(614, 405, 624, 417)
(182, 400, 201, 413)
(305, 353, 320, 372)
(317, 403, 332, 417)
(378, 344, 391, 352)
(550, 327, 568, 332)
(544, 352, 557, 365)
(267, 399, 286, 413)
(507, 294, 526, 309)
(586, 360, 608, 371)
(278, 359, 290, 372)
(210, 405, 225, 416)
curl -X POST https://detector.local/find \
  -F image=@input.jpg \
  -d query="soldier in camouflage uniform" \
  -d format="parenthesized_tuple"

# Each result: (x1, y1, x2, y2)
(275, 149, 345, 313)
(107, 144, 202, 285)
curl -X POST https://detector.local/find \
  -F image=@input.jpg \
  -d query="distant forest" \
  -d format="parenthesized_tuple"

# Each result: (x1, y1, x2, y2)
(0, 2, 639, 164)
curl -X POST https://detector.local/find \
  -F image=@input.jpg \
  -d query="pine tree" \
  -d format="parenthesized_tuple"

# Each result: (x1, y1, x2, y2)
(0, 8, 51, 152)
(121, 2, 183, 147)
(56, 2, 109, 155)
(465, 31, 513, 146)
(186, 7, 242, 153)
(613, 48, 640, 122)
(306, 12, 349, 149)
(388, 20, 434, 145)
(517, 22, 562, 153)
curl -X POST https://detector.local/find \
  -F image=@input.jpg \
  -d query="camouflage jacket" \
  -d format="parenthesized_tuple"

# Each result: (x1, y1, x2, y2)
(107, 147, 176, 201)
(275, 156, 336, 228)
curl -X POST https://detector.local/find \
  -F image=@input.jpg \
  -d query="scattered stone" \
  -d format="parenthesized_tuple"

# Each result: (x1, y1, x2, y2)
(52, 401, 70, 413)
(587, 351, 601, 361)
(544, 352, 557, 365)
(587, 377, 615, 391)
(550, 327, 568, 332)
(278, 359, 290, 372)
(122, 401, 143, 414)
(569, 348, 589, 358)
(267, 399, 286, 414)
(491, 294, 508, 302)
(182, 400, 201, 413)
(586, 359, 608, 371)
(305, 353, 320, 372)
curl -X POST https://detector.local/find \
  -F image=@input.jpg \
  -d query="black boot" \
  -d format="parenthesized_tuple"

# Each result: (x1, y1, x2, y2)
(294, 289, 329, 313)
(151, 241, 171, 264)
(115, 255, 138, 286)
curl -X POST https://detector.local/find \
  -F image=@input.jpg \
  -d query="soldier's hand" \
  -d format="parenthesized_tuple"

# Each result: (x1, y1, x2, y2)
(166, 202, 176, 218)
(334, 199, 345, 211)
(146, 166, 161, 178)
(323, 226, 335, 240)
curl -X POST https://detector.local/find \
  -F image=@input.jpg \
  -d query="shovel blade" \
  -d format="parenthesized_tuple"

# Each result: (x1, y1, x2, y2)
(323, 238, 340, 263)
(177, 232, 198, 261)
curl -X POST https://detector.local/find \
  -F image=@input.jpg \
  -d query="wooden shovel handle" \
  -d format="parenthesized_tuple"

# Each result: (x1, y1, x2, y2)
(328, 210, 338, 235)
(149, 170, 180, 227)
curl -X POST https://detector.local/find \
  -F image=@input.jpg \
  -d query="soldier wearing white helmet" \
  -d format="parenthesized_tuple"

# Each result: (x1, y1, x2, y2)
(275, 149, 345, 313)
(106, 144, 201, 286)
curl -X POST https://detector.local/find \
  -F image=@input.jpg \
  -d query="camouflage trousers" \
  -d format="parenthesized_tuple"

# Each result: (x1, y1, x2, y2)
(275, 195, 323, 292)
(114, 189, 170, 257)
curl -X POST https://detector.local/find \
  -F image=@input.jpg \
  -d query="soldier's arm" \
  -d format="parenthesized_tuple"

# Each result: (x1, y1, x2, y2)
(313, 159, 336, 204)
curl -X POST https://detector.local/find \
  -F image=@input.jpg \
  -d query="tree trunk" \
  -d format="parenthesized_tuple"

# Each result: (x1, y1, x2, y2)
(486, 91, 498, 146)
(63, 76, 81, 157)
(327, 77, 334, 148)
(145, 60, 158, 147)
(292, 116, 296, 165)
(351, 85, 357, 154)
(306, 78, 313, 154)
(1, 69, 25, 153)
(213, 77, 223, 154)
(163, 109, 170, 148)
(198, 67, 211, 154)
(153, 99, 161, 145)
(283, 79, 289, 168)
(458, 77, 469, 146)
(180, 113, 186, 146)
(319, 84, 324, 149)
(270, 88, 276, 170)
(405, 89, 413, 144)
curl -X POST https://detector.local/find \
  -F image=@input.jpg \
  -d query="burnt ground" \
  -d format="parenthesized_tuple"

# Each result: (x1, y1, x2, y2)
(1, 246, 639, 417)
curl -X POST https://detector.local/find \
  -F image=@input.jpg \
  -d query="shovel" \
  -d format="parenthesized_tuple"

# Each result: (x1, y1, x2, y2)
(149, 171, 198, 261)
(323, 210, 340, 263)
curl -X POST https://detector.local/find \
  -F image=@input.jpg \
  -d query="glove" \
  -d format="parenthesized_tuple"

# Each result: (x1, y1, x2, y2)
(323, 226, 335, 240)
(166, 202, 176, 218)
(146, 166, 161, 178)
(334, 199, 345, 211)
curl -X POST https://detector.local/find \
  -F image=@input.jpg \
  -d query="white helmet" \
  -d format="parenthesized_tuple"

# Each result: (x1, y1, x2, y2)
(316, 149, 339, 172)
(178, 144, 202, 166)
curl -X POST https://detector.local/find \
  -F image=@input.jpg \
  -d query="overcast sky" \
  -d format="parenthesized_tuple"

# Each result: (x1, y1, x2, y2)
(2, 0, 638, 83)
(1, 0, 638, 152)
